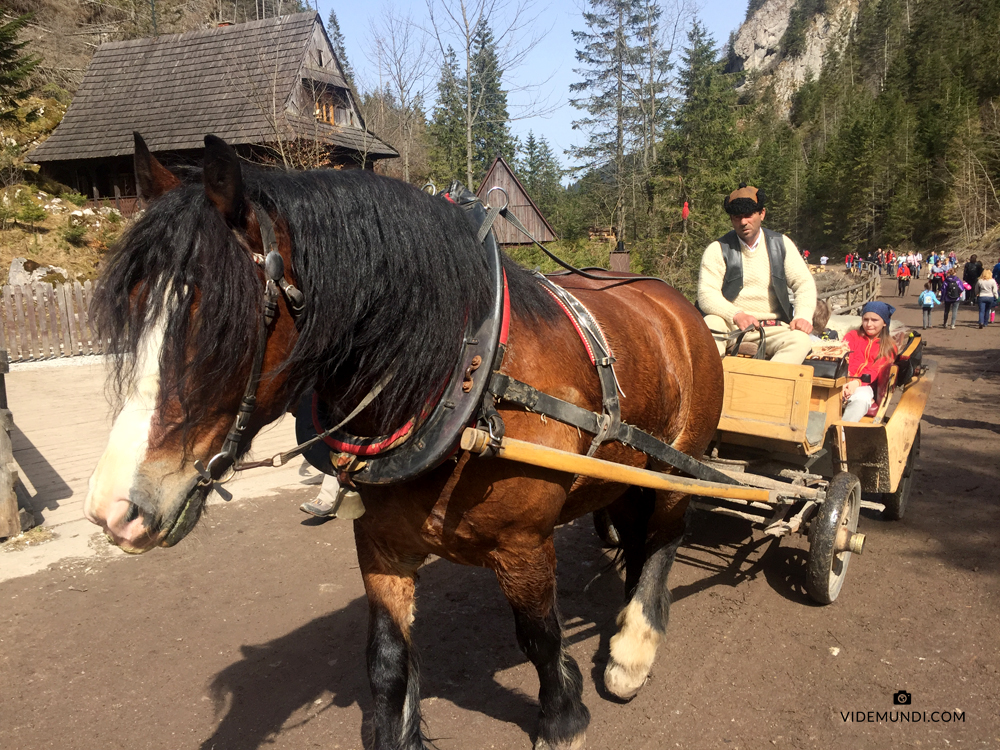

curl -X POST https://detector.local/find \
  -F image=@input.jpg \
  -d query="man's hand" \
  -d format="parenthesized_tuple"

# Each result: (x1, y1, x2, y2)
(733, 311, 759, 331)
(790, 317, 813, 334)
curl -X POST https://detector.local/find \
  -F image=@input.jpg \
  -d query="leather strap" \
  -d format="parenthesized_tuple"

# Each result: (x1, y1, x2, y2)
(532, 274, 622, 456)
(488, 373, 739, 486)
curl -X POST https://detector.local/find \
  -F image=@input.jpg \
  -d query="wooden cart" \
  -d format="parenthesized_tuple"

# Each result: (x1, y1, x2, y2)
(697, 332, 933, 602)
(461, 333, 934, 604)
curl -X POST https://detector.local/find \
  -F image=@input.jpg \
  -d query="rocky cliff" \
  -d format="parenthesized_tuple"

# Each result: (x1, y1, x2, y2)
(729, 0, 859, 113)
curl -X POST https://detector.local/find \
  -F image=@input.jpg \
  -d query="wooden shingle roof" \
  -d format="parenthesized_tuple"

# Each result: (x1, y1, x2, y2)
(30, 13, 397, 163)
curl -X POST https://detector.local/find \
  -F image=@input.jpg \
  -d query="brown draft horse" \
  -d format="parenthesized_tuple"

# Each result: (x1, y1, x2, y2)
(84, 135, 724, 750)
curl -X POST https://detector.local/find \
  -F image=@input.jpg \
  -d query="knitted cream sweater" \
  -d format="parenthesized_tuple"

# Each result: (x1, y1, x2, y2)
(697, 232, 817, 326)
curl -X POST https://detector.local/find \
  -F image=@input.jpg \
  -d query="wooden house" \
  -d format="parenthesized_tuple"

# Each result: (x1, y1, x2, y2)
(475, 157, 557, 246)
(28, 13, 397, 208)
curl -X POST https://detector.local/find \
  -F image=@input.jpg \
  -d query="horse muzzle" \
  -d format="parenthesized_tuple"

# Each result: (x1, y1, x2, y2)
(86, 466, 209, 553)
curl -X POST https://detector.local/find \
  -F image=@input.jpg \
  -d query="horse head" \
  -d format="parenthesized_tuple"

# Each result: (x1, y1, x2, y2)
(85, 134, 300, 553)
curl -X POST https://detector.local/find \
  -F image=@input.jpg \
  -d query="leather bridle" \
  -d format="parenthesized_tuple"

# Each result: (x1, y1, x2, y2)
(194, 202, 303, 485)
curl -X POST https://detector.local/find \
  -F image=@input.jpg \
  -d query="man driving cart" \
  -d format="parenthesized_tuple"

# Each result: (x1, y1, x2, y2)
(698, 184, 818, 364)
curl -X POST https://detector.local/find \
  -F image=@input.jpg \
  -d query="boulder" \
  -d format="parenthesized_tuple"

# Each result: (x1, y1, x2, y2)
(8, 258, 69, 286)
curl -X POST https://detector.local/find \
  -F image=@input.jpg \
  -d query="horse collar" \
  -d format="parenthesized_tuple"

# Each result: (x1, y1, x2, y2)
(294, 184, 509, 484)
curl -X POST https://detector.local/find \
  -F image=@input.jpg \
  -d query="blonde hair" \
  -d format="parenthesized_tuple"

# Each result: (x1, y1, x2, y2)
(981, 269, 993, 280)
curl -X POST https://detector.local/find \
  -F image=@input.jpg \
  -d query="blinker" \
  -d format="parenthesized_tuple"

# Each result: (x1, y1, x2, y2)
(265, 250, 285, 282)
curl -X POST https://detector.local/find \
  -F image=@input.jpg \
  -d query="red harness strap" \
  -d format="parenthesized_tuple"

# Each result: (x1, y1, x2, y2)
(540, 284, 597, 365)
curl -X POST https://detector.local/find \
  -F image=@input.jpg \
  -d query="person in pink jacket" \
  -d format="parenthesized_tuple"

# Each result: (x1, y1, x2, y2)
(841, 301, 898, 422)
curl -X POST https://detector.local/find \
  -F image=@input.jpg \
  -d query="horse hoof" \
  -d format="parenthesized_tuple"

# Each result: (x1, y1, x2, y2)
(604, 657, 646, 700)
(535, 733, 586, 750)
(604, 600, 660, 699)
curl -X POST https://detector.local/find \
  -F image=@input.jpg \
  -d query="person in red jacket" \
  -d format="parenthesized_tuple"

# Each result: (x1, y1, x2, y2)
(842, 301, 898, 422)
(896, 262, 911, 296)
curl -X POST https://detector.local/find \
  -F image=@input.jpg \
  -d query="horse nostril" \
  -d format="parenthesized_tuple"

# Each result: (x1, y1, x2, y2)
(123, 502, 140, 524)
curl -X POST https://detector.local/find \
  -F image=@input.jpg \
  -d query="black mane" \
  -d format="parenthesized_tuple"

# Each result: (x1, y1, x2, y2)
(93, 165, 556, 435)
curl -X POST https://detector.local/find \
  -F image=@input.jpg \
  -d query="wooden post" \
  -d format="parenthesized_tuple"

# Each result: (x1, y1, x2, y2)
(0, 351, 19, 539)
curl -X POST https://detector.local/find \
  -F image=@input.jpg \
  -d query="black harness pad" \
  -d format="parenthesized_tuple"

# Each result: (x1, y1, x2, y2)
(295, 186, 506, 484)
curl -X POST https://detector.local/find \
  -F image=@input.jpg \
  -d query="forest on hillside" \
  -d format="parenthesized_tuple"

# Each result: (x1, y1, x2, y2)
(2, 0, 1000, 289)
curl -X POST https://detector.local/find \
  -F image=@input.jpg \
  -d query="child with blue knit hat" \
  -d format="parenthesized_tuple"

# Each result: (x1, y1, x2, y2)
(841, 301, 898, 422)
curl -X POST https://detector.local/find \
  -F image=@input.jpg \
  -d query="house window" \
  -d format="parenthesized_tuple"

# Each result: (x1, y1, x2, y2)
(314, 90, 356, 128)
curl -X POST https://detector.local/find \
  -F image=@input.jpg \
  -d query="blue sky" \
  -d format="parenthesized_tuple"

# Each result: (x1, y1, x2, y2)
(316, 0, 747, 174)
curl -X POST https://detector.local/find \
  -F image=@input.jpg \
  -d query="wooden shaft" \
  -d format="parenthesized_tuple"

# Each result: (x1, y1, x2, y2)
(461, 428, 777, 504)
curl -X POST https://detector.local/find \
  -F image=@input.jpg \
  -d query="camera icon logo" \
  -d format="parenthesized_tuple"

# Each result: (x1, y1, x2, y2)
(893, 690, 912, 705)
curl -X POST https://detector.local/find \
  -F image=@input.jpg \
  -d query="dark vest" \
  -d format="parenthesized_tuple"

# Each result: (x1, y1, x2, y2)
(717, 227, 794, 323)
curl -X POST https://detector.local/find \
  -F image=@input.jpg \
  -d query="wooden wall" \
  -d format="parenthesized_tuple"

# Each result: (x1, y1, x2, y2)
(476, 159, 557, 245)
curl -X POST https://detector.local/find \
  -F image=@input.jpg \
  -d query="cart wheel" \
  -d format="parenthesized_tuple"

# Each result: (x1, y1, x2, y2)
(882, 426, 920, 521)
(807, 472, 862, 604)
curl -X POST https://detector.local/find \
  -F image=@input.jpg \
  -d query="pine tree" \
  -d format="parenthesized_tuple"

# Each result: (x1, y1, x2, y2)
(326, 9, 356, 91)
(569, 0, 643, 195)
(0, 15, 40, 122)
(569, 0, 670, 240)
(518, 131, 561, 216)
(428, 47, 467, 184)
(667, 20, 747, 245)
(469, 19, 517, 184)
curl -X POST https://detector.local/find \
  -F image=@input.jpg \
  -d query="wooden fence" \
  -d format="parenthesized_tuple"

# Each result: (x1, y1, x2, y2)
(0, 281, 101, 362)
(817, 260, 881, 315)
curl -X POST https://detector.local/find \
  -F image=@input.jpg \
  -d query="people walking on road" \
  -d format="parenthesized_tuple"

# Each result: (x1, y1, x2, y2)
(942, 269, 964, 328)
(846, 252, 853, 272)
(896, 262, 911, 296)
(974, 269, 999, 328)
(918, 283, 941, 330)
(915, 251, 923, 278)
(929, 259, 945, 295)
(964, 254, 984, 305)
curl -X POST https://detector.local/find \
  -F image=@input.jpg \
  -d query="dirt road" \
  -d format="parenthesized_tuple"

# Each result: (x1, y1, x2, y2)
(1, 279, 998, 750)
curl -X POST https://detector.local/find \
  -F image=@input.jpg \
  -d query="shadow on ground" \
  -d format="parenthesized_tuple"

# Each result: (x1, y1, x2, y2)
(199, 510, 810, 750)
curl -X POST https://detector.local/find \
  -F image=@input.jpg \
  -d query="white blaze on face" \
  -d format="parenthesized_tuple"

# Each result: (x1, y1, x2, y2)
(85, 311, 168, 525)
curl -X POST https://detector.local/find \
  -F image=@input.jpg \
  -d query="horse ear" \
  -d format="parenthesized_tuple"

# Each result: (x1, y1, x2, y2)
(203, 134, 245, 226)
(133, 132, 180, 201)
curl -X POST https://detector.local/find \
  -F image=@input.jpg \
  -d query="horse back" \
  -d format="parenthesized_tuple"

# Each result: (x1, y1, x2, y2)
(504, 272, 724, 464)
